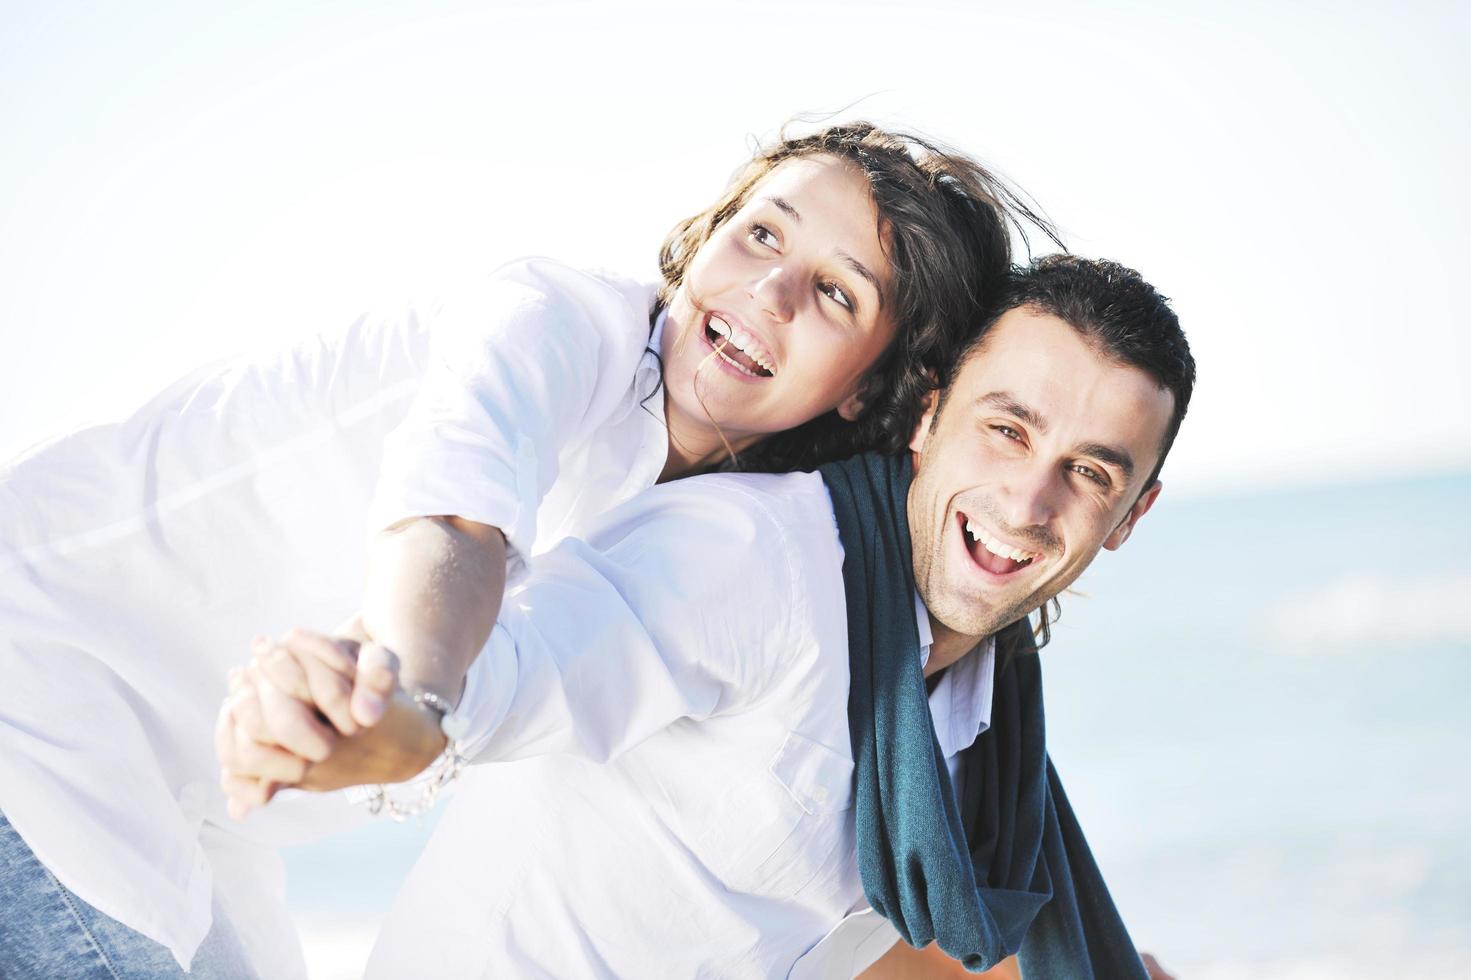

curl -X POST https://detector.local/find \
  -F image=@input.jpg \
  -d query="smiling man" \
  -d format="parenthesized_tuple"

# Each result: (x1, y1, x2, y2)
(224, 254, 1195, 977)
(902, 274, 1184, 684)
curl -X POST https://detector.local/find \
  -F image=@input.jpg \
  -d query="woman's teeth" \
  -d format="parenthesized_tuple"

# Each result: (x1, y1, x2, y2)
(708, 316, 776, 376)
(964, 519, 1036, 565)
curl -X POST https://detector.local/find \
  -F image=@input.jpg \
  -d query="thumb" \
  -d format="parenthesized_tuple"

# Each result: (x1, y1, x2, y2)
(350, 642, 400, 728)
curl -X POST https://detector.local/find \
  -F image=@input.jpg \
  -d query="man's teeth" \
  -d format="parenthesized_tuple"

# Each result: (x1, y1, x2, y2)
(708, 316, 776, 375)
(964, 519, 1036, 564)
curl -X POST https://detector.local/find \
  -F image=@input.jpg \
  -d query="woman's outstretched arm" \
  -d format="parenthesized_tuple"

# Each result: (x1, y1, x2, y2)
(212, 515, 506, 796)
(360, 515, 507, 707)
(216, 261, 656, 800)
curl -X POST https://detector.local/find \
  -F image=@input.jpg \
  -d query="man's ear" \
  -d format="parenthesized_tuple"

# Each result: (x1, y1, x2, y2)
(836, 389, 867, 422)
(1104, 480, 1162, 551)
(907, 387, 940, 455)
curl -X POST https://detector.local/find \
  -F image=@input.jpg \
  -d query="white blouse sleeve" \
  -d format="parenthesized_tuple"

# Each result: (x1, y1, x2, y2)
(449, 477, 810, 766)
(368, 258, 657, 552)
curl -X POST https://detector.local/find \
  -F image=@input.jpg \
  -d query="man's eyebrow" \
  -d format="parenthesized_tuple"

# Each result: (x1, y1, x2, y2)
(836, 250, 884, 310)
(978, 391, 1047, 432)
(978, 391, 1136, 483)
(1077, 442, 1135, 483)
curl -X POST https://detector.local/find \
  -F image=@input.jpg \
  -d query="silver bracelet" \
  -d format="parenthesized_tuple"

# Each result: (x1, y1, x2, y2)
(362, 690, 469, 822)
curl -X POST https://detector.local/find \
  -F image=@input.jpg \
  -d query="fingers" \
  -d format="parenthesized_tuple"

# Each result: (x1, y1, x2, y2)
(252, 667, 339, 761)
(251, 636, 312, 700)
(350, 642, 400, 728)
(228, 674, 270, 744)
(304, 654, 360, 736)
(218, 625, 389, 821)
(223, 740, 304, 786)
(220, 772, 278, 821)
(216, 687, 283, 820)
(278, 628, 359, 675)
(218, 629, 363, 820)
(218, 682, 311, 779)
(253, 631, 362, 736)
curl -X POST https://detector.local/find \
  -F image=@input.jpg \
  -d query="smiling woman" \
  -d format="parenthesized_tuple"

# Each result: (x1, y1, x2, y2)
(0, 119, 1058, 978)
(658, 154, 900, 473)
(660, 122, 1059, 476)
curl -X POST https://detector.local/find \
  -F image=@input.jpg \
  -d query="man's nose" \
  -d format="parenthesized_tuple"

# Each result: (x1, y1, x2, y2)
(747, 266, 796, 323)
(995, 464, 1058, 539)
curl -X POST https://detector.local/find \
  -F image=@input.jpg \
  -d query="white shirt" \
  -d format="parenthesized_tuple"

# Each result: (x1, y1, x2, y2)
(370, 259, 668, 564)
(0, 258, 663, 974)
(369, 469, 996, 979)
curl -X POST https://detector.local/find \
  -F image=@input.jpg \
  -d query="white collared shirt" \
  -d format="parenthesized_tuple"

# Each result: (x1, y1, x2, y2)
(0, 258, 665, 974)
(370, 259, 669, 565)
(369, 469, 996, 979)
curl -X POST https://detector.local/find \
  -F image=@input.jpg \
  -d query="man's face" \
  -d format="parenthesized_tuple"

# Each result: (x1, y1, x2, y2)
(908, 306, 1176, 643)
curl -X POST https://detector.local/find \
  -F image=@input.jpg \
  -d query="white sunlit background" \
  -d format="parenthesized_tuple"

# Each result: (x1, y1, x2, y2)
(4, 2, 1468, 977)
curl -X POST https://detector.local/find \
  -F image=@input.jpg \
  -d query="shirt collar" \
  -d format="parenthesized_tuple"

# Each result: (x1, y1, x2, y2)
(914, 589, 997, 759)
(914, 589, 934, 663)
(635, 306, 668, 408)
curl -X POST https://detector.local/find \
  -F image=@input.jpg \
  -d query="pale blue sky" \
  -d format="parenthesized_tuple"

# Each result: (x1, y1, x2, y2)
(3, 0, 1468, 495)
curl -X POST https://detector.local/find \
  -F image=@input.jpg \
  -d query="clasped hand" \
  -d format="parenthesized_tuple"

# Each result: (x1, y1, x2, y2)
(215, 624, 447, 819)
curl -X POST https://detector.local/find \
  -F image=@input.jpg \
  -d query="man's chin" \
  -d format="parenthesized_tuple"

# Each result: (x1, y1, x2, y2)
(927, 593, 1029, 644)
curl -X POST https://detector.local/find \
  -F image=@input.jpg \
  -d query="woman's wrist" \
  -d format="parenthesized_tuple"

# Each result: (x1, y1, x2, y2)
(398, 654, 469, 711)
(357, 689, 468, 821)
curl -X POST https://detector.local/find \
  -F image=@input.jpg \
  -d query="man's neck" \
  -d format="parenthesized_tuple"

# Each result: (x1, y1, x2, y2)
(924, 616, 986, 678)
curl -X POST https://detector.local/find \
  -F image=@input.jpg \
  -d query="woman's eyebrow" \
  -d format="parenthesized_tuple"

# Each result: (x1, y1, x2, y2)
(757, 194, 883, 308)
(836, 251, 883, 309)
(759, 195, 802, 222)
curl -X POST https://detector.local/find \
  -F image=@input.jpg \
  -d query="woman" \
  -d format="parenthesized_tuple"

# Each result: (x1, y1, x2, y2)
(219, 121, 1053, 813)
(0, 121, 1050, 979)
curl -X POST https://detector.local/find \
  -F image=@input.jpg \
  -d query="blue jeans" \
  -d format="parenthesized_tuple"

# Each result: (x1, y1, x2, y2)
(0, 811, 257, 979)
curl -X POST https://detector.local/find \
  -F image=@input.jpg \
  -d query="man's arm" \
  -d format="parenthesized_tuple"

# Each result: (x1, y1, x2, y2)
(858, 943, 1174, 980)
(858, 941, 1006, 979)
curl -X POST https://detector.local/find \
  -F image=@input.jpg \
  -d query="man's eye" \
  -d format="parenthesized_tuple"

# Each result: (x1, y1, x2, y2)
(993, 425, 1022, 442)
(1072, 464, 1107, 486)
(819, 281, 853, 312)
(749, 223, 778, 249)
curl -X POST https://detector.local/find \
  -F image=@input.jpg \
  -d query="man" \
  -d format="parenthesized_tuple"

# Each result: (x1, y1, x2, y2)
(222, 254, 1195, 976)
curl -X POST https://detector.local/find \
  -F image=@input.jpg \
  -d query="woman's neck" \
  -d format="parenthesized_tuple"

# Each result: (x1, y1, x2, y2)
(657, 395, 761, 483)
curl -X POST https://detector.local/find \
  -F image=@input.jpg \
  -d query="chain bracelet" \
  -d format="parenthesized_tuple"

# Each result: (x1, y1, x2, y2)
(362, 690, 468, 822)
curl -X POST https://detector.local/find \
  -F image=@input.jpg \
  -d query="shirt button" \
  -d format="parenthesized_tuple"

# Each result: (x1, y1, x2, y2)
(814, 787, 829, 804)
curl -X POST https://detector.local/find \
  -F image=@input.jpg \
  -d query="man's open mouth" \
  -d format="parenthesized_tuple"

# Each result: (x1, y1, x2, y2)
(704, 314, 775, 378)
(958, 512, 1037, 576)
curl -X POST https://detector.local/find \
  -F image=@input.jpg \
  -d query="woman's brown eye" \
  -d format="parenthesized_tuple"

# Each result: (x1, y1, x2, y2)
(820, 282, 853, 311)
(750, 224, 777, 248)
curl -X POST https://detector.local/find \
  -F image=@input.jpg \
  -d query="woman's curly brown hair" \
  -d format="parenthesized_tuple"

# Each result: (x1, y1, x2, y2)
(655, 120, 1061, 473)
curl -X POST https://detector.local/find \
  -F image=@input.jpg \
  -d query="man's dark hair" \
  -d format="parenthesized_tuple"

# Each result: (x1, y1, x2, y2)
(955, 254, 1196, 489)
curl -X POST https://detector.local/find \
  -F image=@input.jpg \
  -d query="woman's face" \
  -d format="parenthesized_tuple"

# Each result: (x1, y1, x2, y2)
(661, 154, 898, 450)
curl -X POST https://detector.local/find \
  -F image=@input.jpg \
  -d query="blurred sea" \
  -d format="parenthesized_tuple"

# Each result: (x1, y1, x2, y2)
(284, 471, 1471, 978)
